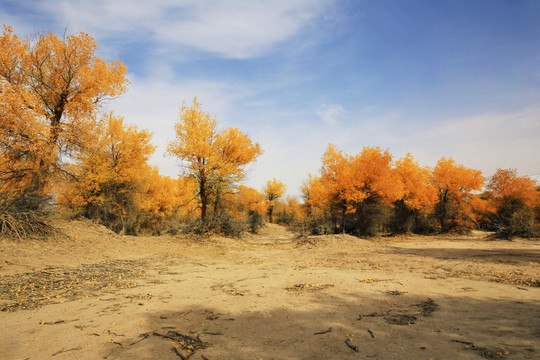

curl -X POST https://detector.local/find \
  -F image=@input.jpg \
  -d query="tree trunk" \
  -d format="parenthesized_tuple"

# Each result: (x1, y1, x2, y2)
(199, 177, 208, 221)
(268, 205, 274, 223)
(28, 107, 65, 197)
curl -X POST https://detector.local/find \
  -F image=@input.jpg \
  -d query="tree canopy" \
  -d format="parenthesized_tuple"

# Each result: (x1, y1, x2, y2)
(167, 97, 262, 221)
(0, 25, 128, 206)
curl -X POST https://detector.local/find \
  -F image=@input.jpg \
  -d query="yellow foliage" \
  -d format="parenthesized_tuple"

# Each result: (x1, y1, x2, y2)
(167, 97, 262, 220)
(57, 113, 154, 210)
(272, 195, 302, 222)
(431, 157, 485, 232)
(264, 178, 286, 202)
(234, 185, 267, 215)
(394, 153, 437, 211)
(263, 178, 286, 223)
(301, 174, 331, 217)
(0, 25, 128, 199)
(321, 144, 403, 208)
(487, 168, 539, 207)
(431, 157, 484, 196)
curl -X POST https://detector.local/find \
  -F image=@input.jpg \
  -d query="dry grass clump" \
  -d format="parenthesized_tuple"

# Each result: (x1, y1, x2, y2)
(0, 210, 56, 240)
(0, 191, 59, 240)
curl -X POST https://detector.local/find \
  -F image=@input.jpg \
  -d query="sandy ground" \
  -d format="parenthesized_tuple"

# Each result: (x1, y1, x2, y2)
(0, 220, 539, 360)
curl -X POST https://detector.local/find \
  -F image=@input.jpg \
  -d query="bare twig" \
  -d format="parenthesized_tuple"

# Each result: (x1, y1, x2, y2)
(345, 338, 359, 352)
(40, 320, 65, 325)
(172, 347, 187, 359)
(313, 327, 332, 335)
(129, 332, 150, 346)
(451, 339, 476, 349)
(51, 346, 82, 356)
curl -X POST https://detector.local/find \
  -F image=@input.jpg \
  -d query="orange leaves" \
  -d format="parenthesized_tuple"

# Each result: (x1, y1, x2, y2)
(263, 178, 286, 223)
(99, 113, 155, 181)
(168, 97, 217, 165)
(57, 113, 155, 210)
(0, 25, 128, 198)
(351, 146, 402, 202)
(56, 113, 198, 232)
(235, 185, 267, 215)
(485, 169, 539, 237)
(21, 30, 128, 119)
(1, 26, 128, 122)
(304, 145, 496, 235)
(83, 113, 154, 185)
(301, 174, 326, 205)
(394, 154, 437, 211)
(139, 171, 194, 218)
(320, 144, 403, 206)
(167, 97, 262, 181)
(167, 97, 262, 220)
(218, 128, 262, 164)
(487, 169, 539, 207)
(264, 178, 286, 202)
(431, 158, 485, 232)
(432, 157, 484, 195)
(215, 127, 262, 178)
(0, 25, 28, 83)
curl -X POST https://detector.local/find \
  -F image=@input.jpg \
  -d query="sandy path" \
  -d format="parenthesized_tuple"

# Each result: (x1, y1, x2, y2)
(0, 222, 538, 359)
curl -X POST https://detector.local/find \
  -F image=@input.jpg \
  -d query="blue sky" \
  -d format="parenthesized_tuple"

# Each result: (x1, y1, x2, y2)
(2, 0, 539, 195)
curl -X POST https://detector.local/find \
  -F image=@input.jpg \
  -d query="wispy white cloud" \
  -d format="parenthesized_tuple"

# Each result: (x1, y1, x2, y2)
(0, 8, 41, 35)
(34, 0, 330, 59)
(316, 103, 347, 125)
(412, 106, 540, 176)
(155, 1, 328, 58)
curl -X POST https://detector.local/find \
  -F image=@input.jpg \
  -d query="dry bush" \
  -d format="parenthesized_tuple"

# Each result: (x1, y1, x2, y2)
(0, 210, 56, 240)
(182, 212, 246, 238)
(0, 191, 57, 240)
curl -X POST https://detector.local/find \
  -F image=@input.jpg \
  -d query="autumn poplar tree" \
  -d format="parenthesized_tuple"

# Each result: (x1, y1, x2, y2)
(235, 185, 266, 233)
(389, 154, 437, 234)
(431, 158, 484, 233)
(320, 145, 403, 236)
(487, 168, 539, 238)
(167, 97, 262, 221)
(300, 174, 335, 235)
(0, 25, 128, 209)
(57, 113, 155, 232)
(263, 178, 286, 223)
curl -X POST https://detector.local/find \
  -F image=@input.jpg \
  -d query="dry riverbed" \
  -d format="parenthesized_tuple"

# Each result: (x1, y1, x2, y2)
(1, 220, 538, 359)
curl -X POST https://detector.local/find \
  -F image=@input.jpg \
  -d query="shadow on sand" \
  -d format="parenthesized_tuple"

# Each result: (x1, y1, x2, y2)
(102, 288, 539, 360)
(386, 246, 540, 265)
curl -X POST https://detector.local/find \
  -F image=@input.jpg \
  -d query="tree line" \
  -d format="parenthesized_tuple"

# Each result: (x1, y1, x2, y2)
(1, 26, 538, 239)
(301, 147, 538, 238)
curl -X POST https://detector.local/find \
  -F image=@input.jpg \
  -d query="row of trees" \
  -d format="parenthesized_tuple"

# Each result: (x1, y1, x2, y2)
(1, 25, 538, 239)
(300, 145, 539, 238)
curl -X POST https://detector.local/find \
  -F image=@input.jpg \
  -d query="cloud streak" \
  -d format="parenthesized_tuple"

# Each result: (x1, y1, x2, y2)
(36, 0, 329, 59)
(316, 104, 347, 125)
